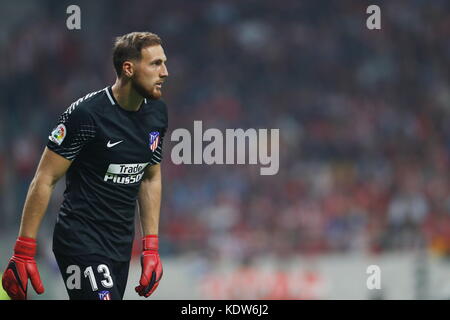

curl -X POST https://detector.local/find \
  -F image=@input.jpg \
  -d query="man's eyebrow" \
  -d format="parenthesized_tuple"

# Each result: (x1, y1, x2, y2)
(151, 58, 167, 63)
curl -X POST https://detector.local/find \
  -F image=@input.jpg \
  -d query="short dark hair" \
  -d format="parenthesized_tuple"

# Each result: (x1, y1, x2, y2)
(112, 32, 162, 76)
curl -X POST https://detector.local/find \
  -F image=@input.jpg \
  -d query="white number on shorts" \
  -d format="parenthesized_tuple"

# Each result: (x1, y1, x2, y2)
(68, 264, 114, 292)
(84, 266, 98, 291)
(98, 264, 114, 288)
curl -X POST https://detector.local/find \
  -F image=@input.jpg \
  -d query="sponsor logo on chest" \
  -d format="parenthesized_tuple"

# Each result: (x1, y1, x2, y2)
(103, 162, 149, 185)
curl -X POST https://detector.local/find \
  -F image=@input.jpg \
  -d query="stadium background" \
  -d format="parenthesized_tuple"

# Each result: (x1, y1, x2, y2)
(1, 0, 450, 299)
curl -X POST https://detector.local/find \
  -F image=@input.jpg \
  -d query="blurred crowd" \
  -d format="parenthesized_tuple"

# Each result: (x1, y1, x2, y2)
(1, 0, 450, 263)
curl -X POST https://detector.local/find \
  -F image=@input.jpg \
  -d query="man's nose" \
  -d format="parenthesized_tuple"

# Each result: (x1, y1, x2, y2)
(160, 64, 169, 77)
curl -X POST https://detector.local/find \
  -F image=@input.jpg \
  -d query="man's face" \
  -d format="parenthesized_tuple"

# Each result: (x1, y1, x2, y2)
(131, 45, 168, 99)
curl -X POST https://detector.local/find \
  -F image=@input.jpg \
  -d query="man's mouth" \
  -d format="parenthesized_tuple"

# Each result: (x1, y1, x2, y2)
(155, 81, 164, 89)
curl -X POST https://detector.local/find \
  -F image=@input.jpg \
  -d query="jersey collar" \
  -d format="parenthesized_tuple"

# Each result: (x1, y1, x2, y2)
(105, 86, 148, 106)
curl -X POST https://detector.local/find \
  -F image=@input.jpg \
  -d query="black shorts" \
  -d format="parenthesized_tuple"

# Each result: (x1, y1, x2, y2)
(54, 252, 131, 300)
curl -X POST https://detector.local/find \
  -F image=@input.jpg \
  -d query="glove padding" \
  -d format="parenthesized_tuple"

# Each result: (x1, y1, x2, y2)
(135, 235, 163, 297)
(2, 237, 44, 300)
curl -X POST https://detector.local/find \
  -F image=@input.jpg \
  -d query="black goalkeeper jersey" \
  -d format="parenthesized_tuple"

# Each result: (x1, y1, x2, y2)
(47, 86, 168, 262)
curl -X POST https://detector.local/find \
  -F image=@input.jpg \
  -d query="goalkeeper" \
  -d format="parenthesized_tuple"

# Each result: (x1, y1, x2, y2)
(2, 31, 169, 300)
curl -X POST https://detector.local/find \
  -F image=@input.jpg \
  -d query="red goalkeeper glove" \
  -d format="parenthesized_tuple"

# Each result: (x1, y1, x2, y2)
(2, 237, 45, 300)
(135, 235, 163, 298)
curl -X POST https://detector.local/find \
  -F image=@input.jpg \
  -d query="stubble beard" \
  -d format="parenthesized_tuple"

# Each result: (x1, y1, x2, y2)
(131, 77, 161, 100)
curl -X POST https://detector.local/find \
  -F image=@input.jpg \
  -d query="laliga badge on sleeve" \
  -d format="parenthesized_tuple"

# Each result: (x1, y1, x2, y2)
(49, 123, 67, 145)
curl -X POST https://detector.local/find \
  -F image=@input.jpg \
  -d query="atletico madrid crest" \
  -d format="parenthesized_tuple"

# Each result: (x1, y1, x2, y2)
(149, 131, 160, 152)
(98, 290, 111, 300)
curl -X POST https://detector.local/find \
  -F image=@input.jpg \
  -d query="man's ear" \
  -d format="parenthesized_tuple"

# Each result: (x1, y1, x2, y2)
(122, 61, 134, 78)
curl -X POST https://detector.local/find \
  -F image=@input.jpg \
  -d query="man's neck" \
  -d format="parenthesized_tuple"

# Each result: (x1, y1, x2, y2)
(111, 78, 144, 112)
